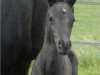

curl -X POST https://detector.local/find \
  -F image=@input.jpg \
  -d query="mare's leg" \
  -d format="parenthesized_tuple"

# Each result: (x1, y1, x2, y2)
(10, 61, 31, 75)
(1, 61, 31, 75)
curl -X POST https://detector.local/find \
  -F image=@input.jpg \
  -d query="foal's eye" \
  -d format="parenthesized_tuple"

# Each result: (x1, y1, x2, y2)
(49, 16, 54, 22)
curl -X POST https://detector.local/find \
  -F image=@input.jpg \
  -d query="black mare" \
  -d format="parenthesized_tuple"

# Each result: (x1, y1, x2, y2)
(32, 2, 78, 75)
(1, 0, 48, 75)
(1, 0, 77, 75)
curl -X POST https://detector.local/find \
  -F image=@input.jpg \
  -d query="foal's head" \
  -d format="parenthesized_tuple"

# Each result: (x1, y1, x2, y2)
(45, 2, 75, 55)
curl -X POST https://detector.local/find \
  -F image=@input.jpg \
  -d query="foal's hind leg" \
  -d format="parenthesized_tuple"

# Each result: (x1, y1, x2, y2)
(68, 48, 78, 75)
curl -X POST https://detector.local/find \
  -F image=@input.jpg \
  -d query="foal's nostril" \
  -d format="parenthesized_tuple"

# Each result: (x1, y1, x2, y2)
(58, 40, 71, 50)
(66, 41, 71, 47)
(59, 40, 62, 44)
(49, 16, 53, 22)
(58, 40, 66, 49)
(58, 40, 63, 49)
(60, 40, 66, 47)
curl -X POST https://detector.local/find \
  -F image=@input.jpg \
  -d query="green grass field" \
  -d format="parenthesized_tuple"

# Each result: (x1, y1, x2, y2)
(71, 4, 100, 42)
(28, 1, 100, 75)
(77, 0, 100, 2)
(71, 2, 100, 75)
(72, 45, 100, 75)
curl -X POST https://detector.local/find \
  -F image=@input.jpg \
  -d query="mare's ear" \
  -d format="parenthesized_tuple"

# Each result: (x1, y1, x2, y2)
(66, 0, 76, 7)
(47, 0, 57, 6)
(47, 0, 76, 6)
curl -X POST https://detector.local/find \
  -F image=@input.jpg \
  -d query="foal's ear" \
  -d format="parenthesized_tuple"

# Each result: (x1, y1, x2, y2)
(66, 0, 76, 7)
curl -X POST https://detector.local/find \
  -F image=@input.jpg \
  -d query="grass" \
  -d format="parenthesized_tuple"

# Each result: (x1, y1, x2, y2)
(28, 1, 100, 75)
(77, 0, 100, 2)
(71, 2, 100, 75)
(28, 61, 35, 75)
(72, 45, 100, 75)
(71, 4, 100, 43)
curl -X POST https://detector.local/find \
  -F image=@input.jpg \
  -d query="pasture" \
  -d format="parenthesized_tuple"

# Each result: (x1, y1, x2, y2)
(71, 1, 100, 75)
(28, 1, 100, 75)
(78, 0, 100, 2)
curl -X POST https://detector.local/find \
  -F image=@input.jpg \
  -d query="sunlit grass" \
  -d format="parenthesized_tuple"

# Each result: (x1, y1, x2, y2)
(77, 0, 100, 2)
(28, 60, 35, 75)
(71, 4, 100, 43)
(73, 45, 100, 75)
(71, 2, 100, 75)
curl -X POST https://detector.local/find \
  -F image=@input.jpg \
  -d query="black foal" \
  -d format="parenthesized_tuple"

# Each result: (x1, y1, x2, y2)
(32, 2, 78, 75)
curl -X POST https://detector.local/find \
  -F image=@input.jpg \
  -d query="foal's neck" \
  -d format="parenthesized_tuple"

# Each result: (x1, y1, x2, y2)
(44, 24, 55, 45)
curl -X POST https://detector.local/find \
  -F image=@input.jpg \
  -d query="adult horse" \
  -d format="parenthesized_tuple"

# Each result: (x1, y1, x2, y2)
(32, 2, 77, 75)
(1, 0, 48, 75)
(1, 0, 76, 75)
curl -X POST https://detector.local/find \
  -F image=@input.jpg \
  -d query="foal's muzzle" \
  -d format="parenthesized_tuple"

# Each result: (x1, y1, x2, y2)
(58, 40, 71, 55)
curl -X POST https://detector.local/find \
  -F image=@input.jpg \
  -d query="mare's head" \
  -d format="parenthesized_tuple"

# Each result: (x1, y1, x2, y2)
(45, 2, 75, 55)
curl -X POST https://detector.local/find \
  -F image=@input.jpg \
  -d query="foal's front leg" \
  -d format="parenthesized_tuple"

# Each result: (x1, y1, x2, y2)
(32, 52, 46, 75)
(68, 48, 78, 75)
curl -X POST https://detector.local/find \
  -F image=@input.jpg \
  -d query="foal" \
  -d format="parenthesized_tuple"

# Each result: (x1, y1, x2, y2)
(32, 2, 77, 75)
